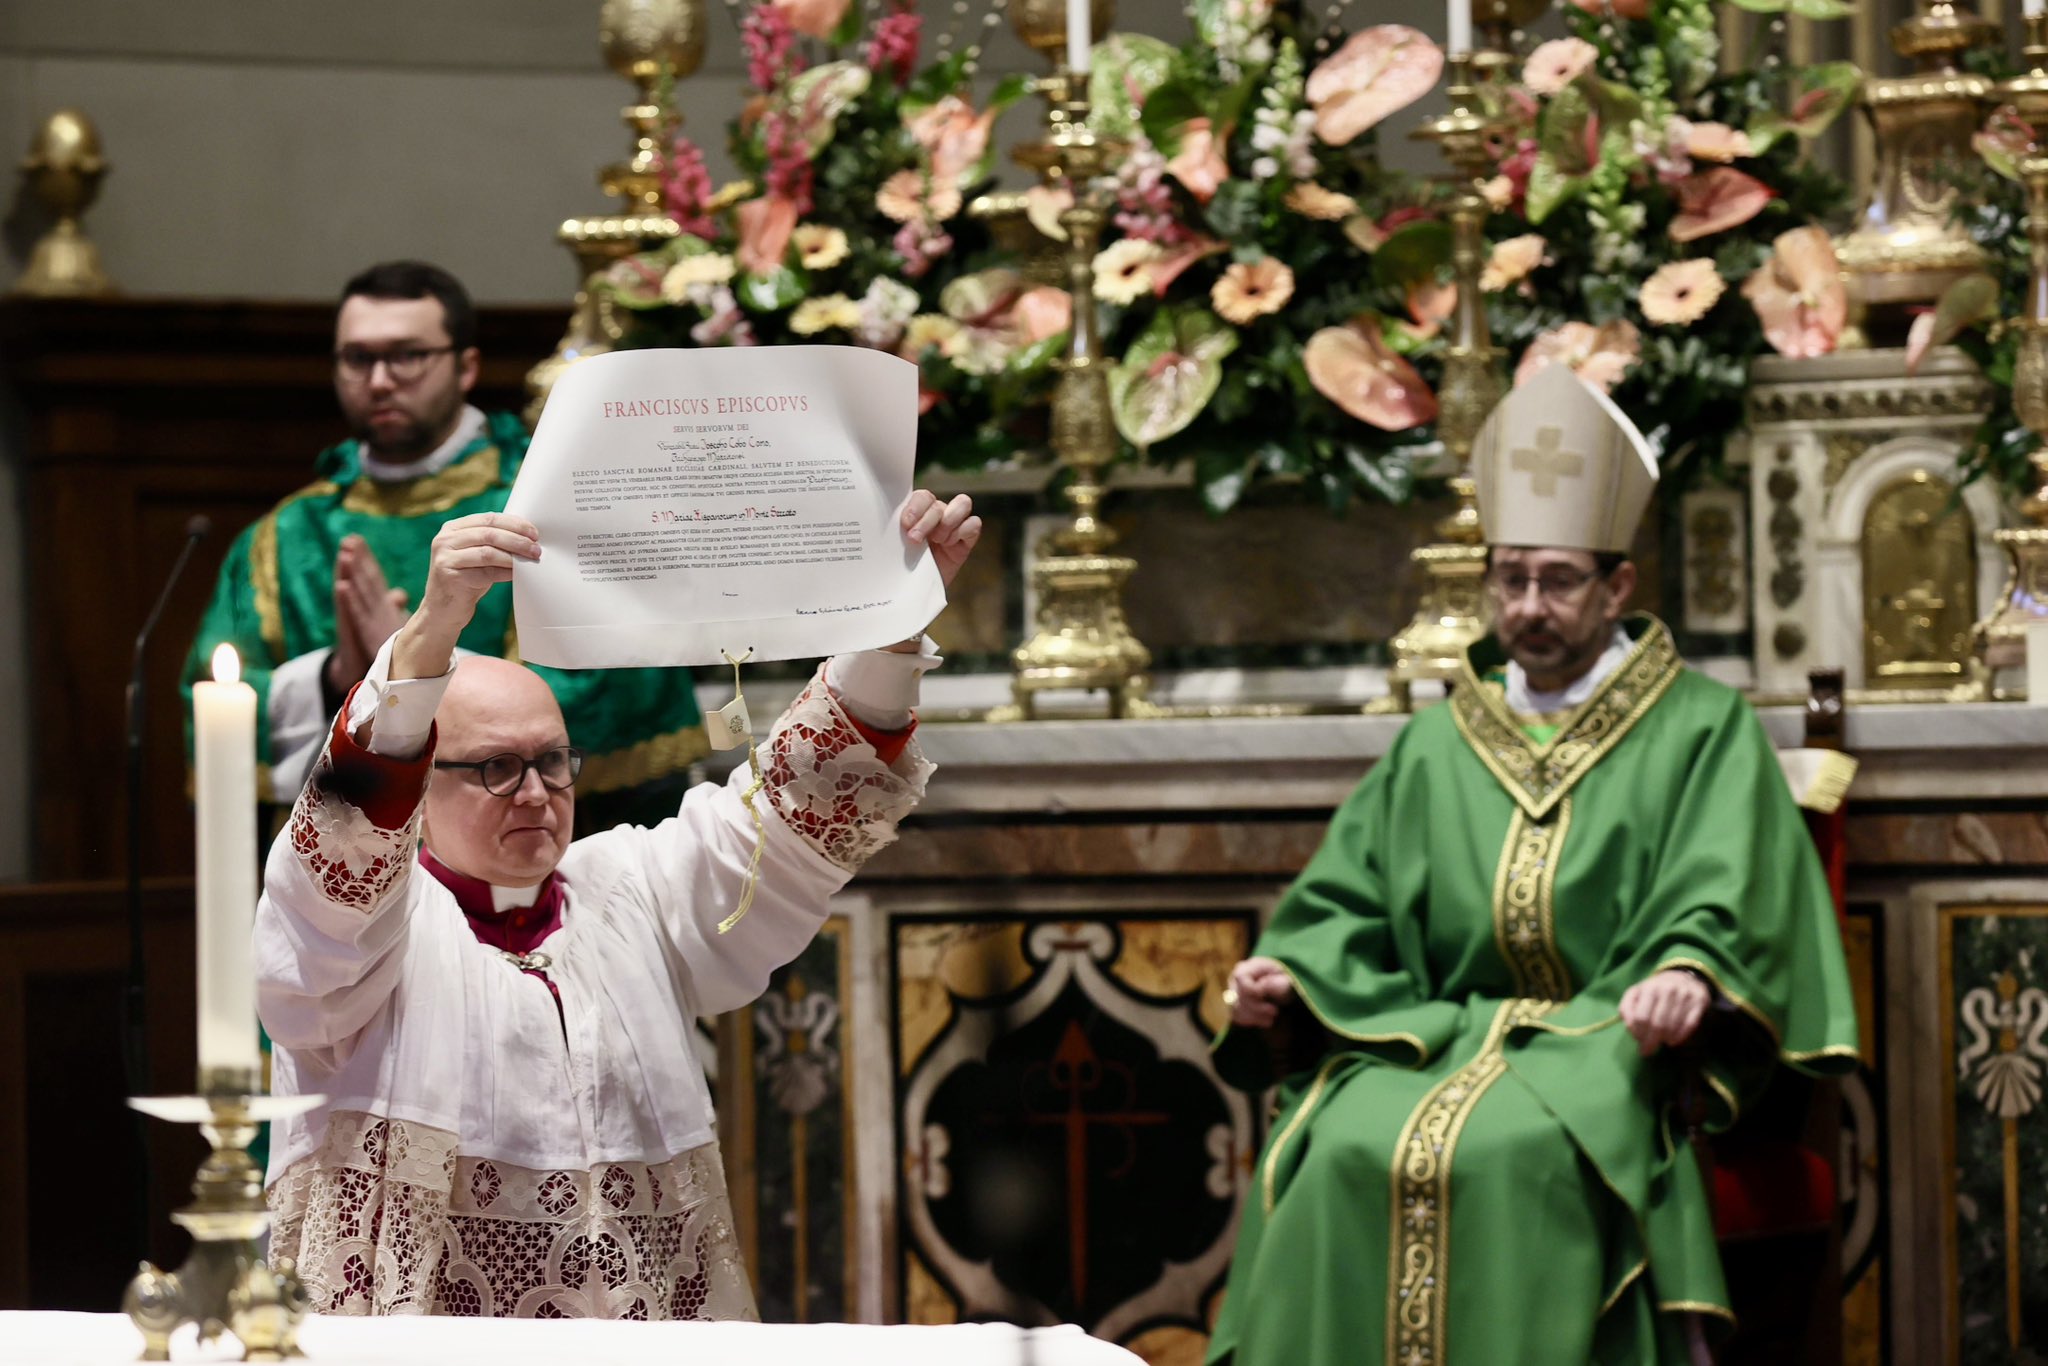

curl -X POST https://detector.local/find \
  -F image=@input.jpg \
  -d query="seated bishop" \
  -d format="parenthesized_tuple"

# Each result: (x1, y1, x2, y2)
(256, 494, 980, 1319)
(1208, 365, 1859, 1366)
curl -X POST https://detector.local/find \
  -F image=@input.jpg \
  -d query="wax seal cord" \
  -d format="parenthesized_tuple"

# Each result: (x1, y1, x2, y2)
(717, 648, 765, 935)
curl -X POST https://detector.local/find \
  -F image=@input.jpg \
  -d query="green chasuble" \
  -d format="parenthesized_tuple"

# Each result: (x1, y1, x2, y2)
(1208, 616, 1858, 1366)
(181, 411, 707, 823)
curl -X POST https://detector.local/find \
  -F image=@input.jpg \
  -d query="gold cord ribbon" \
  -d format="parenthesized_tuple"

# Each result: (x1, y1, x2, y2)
(717, 649, 766, 935)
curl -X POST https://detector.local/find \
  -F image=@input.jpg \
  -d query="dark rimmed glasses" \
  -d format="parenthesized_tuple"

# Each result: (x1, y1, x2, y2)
(434, 746, 584, 797)
(1485, 566, 1609, 605)
(334, 344, 457, 382)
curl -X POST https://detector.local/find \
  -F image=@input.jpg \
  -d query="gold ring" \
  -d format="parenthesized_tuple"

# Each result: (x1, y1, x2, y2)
(1222, 986, 1239, 1008)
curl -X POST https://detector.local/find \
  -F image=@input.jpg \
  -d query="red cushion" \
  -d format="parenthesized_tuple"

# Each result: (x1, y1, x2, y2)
(1711, 1143, 1835, 1239)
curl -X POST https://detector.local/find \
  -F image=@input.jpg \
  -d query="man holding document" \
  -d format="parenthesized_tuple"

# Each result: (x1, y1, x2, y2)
(255, 361, 979, 1319)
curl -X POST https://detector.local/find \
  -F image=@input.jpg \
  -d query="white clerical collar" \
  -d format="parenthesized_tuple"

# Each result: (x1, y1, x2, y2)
(1506, 625, 1634, 717)
(359, 405, 486, 484)
(490, 881, 544, 912)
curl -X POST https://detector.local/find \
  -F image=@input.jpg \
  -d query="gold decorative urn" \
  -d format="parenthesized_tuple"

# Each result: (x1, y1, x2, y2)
(1834, 1, 1998, 347)
(13, 110, 115, 297)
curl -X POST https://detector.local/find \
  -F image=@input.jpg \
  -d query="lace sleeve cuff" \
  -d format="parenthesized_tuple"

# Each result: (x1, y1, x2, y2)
(287, 694, 434, 913)
(761, 663, 933, 872)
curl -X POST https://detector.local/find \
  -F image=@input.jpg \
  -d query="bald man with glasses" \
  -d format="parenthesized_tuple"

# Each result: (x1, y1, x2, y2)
(257, 492, 981, 1321)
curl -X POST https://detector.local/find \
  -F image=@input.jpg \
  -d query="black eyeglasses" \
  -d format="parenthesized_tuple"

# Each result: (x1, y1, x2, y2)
(1485, 567, 1608, 604)
(334, 344, 457, 382)
(434, 746, 584, 797)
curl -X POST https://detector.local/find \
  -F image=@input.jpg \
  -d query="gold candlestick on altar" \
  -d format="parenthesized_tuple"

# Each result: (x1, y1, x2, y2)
(122, 1075, 323, 1362)
(993, 89, 1159, 720)
(1972, 15, 2048, 688)
(1833, 0, 1997, 348)
(987, 0, 1157, 720)
(525, 0, 705, 426)
(1372, 53, 1504, 714)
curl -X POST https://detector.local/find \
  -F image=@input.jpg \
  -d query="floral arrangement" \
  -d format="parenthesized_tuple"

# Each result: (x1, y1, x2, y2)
(1066, 6, 1453, 510)
(596, 0, 1459, 511)
(595, 0, 1068, 468)
(597, 0, 1863, 510)
(1477, 0, 1859, 481)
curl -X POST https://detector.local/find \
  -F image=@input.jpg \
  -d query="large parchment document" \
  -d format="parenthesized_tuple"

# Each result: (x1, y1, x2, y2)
(504, 346, 942, 668)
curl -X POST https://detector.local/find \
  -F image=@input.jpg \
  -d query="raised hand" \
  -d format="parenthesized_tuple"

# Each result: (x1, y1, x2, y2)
(1224, 956, 1296, 1029)
(901, 490, 982, 589)
(1619, 968, 1712, 1056)
(391, 512, 540, 680)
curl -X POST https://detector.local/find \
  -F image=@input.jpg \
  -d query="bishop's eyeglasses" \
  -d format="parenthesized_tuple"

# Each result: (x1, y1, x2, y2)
(433, 747, 585, 797)
(1485, 566, 1608, 604)
(334, 344, 457, 383)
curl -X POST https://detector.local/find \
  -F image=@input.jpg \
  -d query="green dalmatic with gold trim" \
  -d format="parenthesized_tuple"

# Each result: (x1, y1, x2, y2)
(181, 411, 705, 820)
(1209, 616, 1858, 1366)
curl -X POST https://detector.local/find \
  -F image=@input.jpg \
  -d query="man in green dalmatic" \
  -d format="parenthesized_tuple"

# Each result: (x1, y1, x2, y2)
(182, 261, 705, 829)
(1208, 364, 1858, 1366)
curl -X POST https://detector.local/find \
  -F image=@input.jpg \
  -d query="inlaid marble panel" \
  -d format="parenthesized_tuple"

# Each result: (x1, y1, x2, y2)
(1939, 903, 2048, 1364)
(891, 906, 1258, 1362)
(726, 919, 856, 1323)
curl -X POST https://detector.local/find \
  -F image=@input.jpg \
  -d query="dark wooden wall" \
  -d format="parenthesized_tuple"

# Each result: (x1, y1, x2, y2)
(0, 297, 561, 1310)
(0, 297, 563, 883)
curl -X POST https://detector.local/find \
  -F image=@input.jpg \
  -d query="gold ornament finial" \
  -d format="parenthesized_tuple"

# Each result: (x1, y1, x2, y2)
(14, 109, 115, 297)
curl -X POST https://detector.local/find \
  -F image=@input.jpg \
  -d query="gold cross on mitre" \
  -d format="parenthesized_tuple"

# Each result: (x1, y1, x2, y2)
(1469, 365, 1660, 554)
(1511, 427, 1584, 497)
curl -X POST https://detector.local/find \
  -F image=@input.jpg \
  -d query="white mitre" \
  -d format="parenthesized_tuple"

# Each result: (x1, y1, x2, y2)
(1470, 364, 1659, 553)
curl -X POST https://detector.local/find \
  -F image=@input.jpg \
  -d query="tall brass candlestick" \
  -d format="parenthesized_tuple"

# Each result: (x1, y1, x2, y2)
(1974, 13, 2048, 684)
(525, 0, 705, 426)
(1374, 52, 1504, 713)
(996, 86, 1157, 719)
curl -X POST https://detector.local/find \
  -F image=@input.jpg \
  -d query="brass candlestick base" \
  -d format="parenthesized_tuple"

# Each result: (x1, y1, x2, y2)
(1375, 53, 1503, 712)
(1975, 318, 2048, 679)
(992, 81, 1160, 721)
(124, 1076, 323, 1363)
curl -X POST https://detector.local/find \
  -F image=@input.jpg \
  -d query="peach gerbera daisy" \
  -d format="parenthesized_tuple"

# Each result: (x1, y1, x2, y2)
(1480, 234, 1546, 293)
(1213, 259, 1297, 324)
(1639, 259, 1726, 326)
(1092, 239, 1164, 304)
(1523, 38, 1598, 97)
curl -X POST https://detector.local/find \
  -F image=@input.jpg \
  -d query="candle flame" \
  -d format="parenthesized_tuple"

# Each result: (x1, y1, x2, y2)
(211, 643, 242, 685)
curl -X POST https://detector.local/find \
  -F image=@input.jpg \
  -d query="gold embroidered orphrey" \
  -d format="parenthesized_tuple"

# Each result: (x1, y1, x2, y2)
(1387, 998, 1561, 1366)
(1449, 617, 1683, 822)
(1491, 800, 1575, 1002)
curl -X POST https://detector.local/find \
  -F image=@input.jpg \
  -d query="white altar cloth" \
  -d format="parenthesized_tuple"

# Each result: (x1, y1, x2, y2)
(0, 1312, 1145, 1366)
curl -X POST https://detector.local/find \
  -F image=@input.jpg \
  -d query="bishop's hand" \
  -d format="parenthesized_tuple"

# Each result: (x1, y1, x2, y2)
(392, 512, 541, 681)
(1224, 956, 1295, 1029)
(1619, 968, 1712, 1056)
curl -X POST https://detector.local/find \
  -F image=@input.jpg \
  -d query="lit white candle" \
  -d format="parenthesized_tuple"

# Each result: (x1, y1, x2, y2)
(2030, 0, 2046, 21)
(1068, 0, 1092, 75)
(1449, 0, 1472, 53)
(194, 643, 260, 1081)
